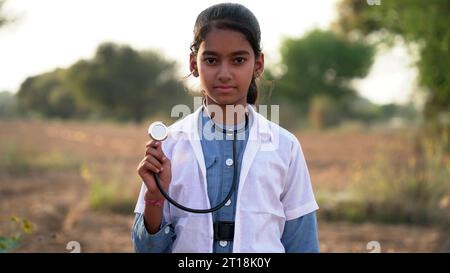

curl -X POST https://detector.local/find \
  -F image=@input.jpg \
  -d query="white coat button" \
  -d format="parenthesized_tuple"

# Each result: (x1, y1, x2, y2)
(225, 199, 232, 206)
(164, 226, 170, 234)
(226, 158, 233, 166)
(219, 240, 228, 247)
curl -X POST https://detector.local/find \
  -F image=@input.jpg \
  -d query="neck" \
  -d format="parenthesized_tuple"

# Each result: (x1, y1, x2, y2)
(204, 97, 247, 126)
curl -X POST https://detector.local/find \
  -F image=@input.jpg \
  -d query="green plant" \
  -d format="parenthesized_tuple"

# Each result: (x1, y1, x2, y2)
(80, 163, 136, 214)
(0, 216, 34, 253)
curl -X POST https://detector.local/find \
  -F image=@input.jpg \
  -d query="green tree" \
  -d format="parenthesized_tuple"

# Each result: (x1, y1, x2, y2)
(273, 29, 374, 127)
(0, 91, 17, 117)
(17, 69, 80, 119)
(336, 0, 450, 129)
(67, 43, 189, 123)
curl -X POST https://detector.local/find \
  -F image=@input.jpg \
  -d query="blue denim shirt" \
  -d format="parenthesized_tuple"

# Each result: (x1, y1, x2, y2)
(132, 109, 319, 253)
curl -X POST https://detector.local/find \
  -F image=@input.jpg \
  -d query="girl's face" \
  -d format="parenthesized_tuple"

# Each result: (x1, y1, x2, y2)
(190, 28, 264, 106)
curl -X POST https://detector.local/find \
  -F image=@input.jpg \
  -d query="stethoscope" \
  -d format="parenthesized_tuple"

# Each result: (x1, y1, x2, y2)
(147, 100, 249, 214)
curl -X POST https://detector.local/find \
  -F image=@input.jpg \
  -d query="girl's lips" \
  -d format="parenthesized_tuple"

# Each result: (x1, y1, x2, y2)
(214, 86, 236, 92)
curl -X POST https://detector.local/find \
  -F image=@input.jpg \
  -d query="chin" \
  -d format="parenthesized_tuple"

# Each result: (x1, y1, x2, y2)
(209, 94, 246, 106)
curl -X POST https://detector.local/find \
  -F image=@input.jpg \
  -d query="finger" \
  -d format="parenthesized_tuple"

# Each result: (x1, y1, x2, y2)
(145, 155, 163, 171)
(146, 140, 161, 148)
(145, 147, 166, 162)
(137, 160, 154, 174)
(145, 140, 157, 148)
(143, 161, 161, 174)
(153, 141, 166, 158)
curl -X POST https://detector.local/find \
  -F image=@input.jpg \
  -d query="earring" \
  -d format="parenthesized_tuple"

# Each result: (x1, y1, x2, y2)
(193, 70, 199, 77)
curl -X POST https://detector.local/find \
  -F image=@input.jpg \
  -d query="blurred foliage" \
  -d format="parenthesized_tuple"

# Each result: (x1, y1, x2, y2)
(80, 163, 135, 214)
(318, 132, 450, 225)
(0, 216, 34, 253)
(17, 69, 84, 119)
(267, 29, 376, 128)
(67, 43, 190, 122)
(278, 29, 374, 104)
(0, 142, 81, 176)
(0, 91, 18, 117)
(308, 95, 340, 129)
(0, 0, 10, 29)
(14, 43, 191, 122)
(335, 0, 450, 139)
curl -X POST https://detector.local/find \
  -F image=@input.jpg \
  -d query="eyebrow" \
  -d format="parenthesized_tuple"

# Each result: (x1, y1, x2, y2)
(201, 50, 251, 57)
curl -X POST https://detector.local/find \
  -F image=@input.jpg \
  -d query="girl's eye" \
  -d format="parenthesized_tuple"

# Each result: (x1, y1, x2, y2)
(234, 57, 246, 64)
(204, 58, 216, 65)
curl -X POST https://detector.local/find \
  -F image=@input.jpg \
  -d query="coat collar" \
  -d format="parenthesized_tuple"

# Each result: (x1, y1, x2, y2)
(167, 103, 275, 207)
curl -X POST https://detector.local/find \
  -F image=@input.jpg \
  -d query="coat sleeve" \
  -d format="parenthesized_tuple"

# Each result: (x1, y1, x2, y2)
(280, 137, 319, 220)
(131, 212, 176, 253)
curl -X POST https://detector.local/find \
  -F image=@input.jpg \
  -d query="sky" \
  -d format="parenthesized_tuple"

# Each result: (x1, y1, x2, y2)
(0, 0, 417, 105)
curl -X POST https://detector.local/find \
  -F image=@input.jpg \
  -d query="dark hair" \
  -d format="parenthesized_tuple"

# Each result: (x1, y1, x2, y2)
(190, 3, 262, 105)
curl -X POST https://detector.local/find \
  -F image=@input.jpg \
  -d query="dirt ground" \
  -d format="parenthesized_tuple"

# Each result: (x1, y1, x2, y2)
(0, 119, 447, 252)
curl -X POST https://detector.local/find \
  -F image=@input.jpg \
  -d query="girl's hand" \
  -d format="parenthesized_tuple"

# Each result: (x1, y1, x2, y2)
(137, 140, 172, 201)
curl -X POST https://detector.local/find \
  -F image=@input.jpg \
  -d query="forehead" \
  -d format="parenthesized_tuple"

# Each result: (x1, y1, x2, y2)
(199, 28, 253, 56)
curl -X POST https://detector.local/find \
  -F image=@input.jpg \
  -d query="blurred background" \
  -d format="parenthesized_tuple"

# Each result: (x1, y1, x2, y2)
(0, 0, 449, 253)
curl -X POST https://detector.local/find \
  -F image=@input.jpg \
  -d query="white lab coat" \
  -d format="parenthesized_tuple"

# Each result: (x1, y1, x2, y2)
(134, 104, 318, 252)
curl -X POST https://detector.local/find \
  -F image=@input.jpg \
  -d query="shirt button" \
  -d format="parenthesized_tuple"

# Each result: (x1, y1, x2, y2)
(164, 226, 170, 234)
(225, 199, 232, 206)
(226, 158, 233, 166)
(219, 240, 228, 247)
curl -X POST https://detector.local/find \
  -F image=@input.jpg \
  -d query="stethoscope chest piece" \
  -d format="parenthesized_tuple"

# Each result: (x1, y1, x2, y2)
(148, 121, 169, 141)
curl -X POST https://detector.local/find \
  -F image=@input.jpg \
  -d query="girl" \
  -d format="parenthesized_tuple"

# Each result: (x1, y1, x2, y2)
(132, 2, 319, 253)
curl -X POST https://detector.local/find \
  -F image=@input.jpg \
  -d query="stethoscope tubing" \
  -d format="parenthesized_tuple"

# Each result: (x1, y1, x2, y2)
(152, 101, 248, 214)
(152, 131, 238, 213)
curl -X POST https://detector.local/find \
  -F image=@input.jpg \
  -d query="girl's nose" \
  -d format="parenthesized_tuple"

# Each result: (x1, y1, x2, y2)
(218, 63, 232, 81)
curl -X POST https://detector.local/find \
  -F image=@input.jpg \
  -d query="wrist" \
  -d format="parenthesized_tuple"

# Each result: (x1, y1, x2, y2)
(144, 191, 164, 207)
(145, 199, 164, 207)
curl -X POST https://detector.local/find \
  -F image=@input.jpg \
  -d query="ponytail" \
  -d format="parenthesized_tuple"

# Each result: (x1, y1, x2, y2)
(247, 77, 258, 105)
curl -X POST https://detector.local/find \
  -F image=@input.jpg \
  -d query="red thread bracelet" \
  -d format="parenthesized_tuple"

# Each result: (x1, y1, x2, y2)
(144, 193, 164, 207)
(144, 192, 164, 207)
(145, 199, 164, 207)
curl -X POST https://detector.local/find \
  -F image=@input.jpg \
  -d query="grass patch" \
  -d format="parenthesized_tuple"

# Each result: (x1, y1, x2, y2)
(317, 135, 450, 226)
(80, 163, 136, 214)
(0, 142, 81, 176)
(0, 216, 34, 253)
